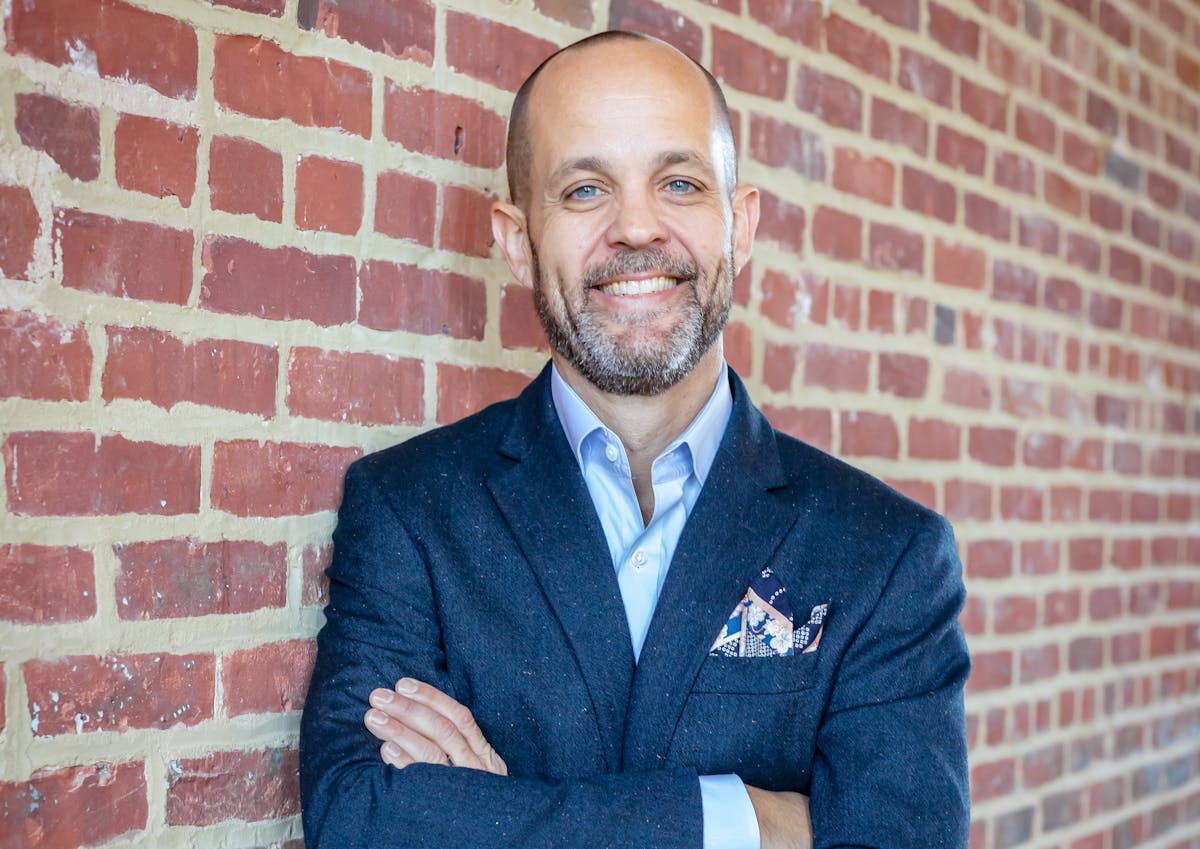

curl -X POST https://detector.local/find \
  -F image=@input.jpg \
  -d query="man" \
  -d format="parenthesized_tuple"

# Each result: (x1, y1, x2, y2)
(300, 31, 970, 849)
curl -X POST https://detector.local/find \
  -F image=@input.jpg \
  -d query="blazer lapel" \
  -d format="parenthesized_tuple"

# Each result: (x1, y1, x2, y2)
(622, 372, 803, 770)
(485, 368, 635, 773)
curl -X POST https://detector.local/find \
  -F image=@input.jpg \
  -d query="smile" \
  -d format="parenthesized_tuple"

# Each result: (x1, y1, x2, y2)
(596, 276, 679, 296)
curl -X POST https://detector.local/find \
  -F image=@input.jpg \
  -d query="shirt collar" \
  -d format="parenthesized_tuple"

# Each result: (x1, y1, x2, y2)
(550, 361, 732, 485)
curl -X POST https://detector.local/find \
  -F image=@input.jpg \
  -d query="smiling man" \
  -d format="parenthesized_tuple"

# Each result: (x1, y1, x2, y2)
(300, 32, 970, 849)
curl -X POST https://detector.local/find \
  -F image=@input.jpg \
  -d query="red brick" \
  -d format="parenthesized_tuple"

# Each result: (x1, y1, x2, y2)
(445, 12, 554, 92)
(763, 406, 831, 451)
(609, 0, 703, 57)
(212, 441, 360, 517)
(986, 33, 1033, 90)
(930, 2, 980, 57)
(867, 290, 894, 334)
(0, 544, 94, 624)
(1098, 1, 1132, 45)
(795, 66, 862, 131)
(166, 748, 299, 825)
(383, 84, 506, 170)
(1089, 192, 1123, 230)
(1066, 232, 1101, 271)
(5, 432, 199, 516)
(436, 364, 531, 425)
(359, 260, 487, 340)
(1045, 589, 1081, 626)
(1147, 171, 1180, 211)
(1089, 488, 1125, 521)
(26, 652, 213, 735)
(209, 136, 282, 222)
(860, 0, 918, 29)
(103, 326, 276, 416)
(212, 0, 284, 14)
(1023, 432, 1064, 469)
(57, 209, 192, 304)
(713, 27, 788, 99)
(1016, 104, 1056, 154)
(762, 342, 798, 392)
(969, 651, 1012, 692)
(201, 237, 355, 325)
(1167, 226, 1194, 261)
(832, 148, 893, 205)
(826, 14, 891, 80)
(8, 0, 197, 97)
(1088, 293, 1123, 331)
(970, 426, 1017, 467)
(909, 418, 961, 461)
(1147, 264, 1175, 298)
(964, 193, 1011, 241)
(803, 344, 869, 392)
(14, 93, 100, 181)
(302, 543, 332, 606)
(944, 479, 991, 521)
(934, 239, 985, 290)
(994, 150, 1036, 196)
(944, 368, 992, 409)
(994, 595, 1037, 634)
(214, 35, 370, 136)
(936, 126, 986, 176)
(0, 185, 38, 281)
(972, 759, 1016, 802)
(534, 0, 596, 25)
(115, 538, 286, 620)
(0, 310, 90, 401)
(440, 185, 495, 258)
(757, 191, 806, 255)
(0, 762, 147, 847)
(1085, 91, 1119, 135)
(812, 207, 862, 261)
(903, 167, 956, 224)
(993, 260, 1038, 305)
(295, 156, 363, 235)
(1089, 586, 1123, 621)
(1063, 131, 1101, 175)
(498, 284, 544, 351)
(961, 78, 1008, 131)
(868, 223, 924, 274)
(759, 271, 798, 329)
(223, 640, 315, 717)
(287, 348, 423, 426)
(832, 285, 861, 331)
(1165, 132, 1192, 171)
(1000, 486, 1043, 520)
(1130, 210, 1159, 250)
(749, 115, 825, 181)
(840, 411, 900, 459)
(870, 98, 928, 155)
(1045, 171, 1083, 216)
(879, 352, 928, 399)
(898, 48, 954, 108)
(309, 0, 434, 62)
(114, 115, 197, 206)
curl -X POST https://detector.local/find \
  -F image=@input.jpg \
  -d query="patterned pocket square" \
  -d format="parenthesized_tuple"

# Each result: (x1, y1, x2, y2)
(709, 567, 829, 658)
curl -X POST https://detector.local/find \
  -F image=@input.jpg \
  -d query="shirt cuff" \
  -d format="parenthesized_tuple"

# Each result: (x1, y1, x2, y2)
(699, 774, 761, 849)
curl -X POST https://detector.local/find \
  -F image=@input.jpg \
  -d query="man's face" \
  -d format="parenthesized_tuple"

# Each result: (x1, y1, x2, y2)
(503, 41, 753, 396)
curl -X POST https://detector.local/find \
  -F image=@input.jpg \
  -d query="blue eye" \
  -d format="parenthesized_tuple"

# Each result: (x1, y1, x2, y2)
(665, 179, 697, 193)
(569, 185, 600, 200)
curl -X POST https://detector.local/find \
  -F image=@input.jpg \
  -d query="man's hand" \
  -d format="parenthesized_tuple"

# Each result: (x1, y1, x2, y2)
(364, 678, 508, 775)
(745, 785, 812, 849)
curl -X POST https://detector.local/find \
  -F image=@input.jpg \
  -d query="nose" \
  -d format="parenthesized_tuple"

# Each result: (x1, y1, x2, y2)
(605, 188, 668, 249)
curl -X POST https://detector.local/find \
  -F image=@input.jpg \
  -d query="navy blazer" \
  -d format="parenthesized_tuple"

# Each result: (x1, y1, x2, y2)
(300, 366, 971, 848)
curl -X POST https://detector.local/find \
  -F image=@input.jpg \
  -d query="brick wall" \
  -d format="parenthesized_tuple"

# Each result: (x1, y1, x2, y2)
(0, 0, 1197, 847)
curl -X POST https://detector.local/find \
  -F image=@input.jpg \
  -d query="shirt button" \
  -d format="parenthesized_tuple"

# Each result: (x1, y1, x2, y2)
(632, 549, 647, 568)
(605, 443, 619, 463)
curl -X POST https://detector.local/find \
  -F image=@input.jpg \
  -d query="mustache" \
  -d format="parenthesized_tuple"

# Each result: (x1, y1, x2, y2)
(579, 249, 698, 289)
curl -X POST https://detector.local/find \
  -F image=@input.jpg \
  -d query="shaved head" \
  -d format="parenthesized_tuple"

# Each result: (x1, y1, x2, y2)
(505, 31, 737, 211)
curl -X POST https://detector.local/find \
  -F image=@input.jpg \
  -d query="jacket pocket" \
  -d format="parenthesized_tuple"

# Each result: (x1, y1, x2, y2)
(691, 651, 819, 694)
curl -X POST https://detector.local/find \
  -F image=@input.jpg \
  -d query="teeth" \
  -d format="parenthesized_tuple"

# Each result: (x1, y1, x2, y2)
(598, 276, 677, 296)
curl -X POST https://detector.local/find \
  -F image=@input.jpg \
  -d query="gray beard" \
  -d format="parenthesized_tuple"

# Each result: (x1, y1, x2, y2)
(531, 246, 731, 396)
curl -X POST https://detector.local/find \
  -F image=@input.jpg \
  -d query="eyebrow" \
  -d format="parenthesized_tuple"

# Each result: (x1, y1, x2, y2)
(546, 150, 713, 188)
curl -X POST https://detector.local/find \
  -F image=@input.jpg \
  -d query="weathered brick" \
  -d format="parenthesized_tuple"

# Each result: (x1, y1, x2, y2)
(795, 66, 862, 131)
(500, 284, 548, 350)
(936, 126, 986, 176)
(973, 759, 1017, 802)
(296, 156, 363, 235)
(223, 640, 316, 717)
(762, 406, 832, 450)
(440, 185, 495, 258)
(879, 352, 928, 399)
(826, 15, 891, 80)
(8, 0, 197, 97)
(5, 432, 199, 516)
(211, 441, 361, 517)
(969, 651, 1013, 692)
(970, 426, 1017, 467)
(934, 239, 985, 290)
(749, 115, 825, 181)
(757, 191, 806, 255)
(803, 344, 870, 392)
(14, 93, 100, 181)
(307, 0, 434, 62)
(115, 115, 198, 206)
(0, 544, 95, 624)
(302, 543, 332, 606)
(214, 35, 370, 136)
(209, 136, 283, 222)
(868, 223, 924, 273)
(1016, 104, 1056, 154)
(812, 206, 862, 260)
(0, 310, 91, 401)
(944, 367, 992, 409)
(909, 418, 961, 461)
(359, 260, 487, 340)
(964, 193, 1011, 241)
(533, 0, 596, 26)
(115, 538, 286, 620)
(762, 341, 798, 392)
(1018, 214, 1059, 255)
(930, 2, 981, 57)
(26, 653, 214, 735)
(833, 148, 893, 205)
(870, 98, 928, 155)
(56, 209, 192, 304)
(840, 411, 900, 459)
(713, 27, 788, 99)
(166, 748, 299, 825)
(212, 0, 285, 14)
(899, 49, 954, 108)
(201, 237, 355, 326)
(436, 364, 532, 424)
(609, 0, 703, 57)
(103, 326, 277, 416)
(287, 348, 423, 425)
(903, 167, 956, 224)
(383, 84, 507, 169)
(445, 12, 555, 92)
(961, 79, 1008, 131)
(0, 762, 147, 847)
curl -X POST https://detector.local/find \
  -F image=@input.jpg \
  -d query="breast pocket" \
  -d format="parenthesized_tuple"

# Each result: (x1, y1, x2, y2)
(691, 651, 819, 694)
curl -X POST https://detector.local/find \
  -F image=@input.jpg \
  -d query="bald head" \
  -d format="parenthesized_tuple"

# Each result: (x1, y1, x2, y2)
(505, 31, 737, 211)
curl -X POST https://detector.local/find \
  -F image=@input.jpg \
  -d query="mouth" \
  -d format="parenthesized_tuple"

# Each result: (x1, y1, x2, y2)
(595, 276, 680, 297)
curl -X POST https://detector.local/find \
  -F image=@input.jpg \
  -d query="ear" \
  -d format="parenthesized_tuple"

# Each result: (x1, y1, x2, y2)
(730, 184, 759, 278)
(492, 202, 534, 288)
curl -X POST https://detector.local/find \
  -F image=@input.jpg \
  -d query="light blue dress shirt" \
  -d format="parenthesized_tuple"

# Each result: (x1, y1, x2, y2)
(550, 363, 761, 849)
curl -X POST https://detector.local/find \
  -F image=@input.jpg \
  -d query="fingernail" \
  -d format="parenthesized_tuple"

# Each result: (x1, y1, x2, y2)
(382, 742, 400, 759)
(367, 709, 387, 725)
(395, 678, 418, 694)
(372, 689, 394, 705)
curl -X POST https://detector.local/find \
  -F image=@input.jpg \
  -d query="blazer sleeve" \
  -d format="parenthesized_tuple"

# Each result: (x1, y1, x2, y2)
(299, 459, 705, 849)
(809, 513, 971, 849)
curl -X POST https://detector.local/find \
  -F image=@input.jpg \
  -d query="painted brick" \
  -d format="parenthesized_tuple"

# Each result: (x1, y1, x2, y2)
(795, 66, 862, 131)
(0, 310, 91, 401)
(287, 348, 424, 425)
(749, 115, 825, 181)
(0, 762, 147, 848)
(8, 0, 197, 97)
(115, 538, 286, 620)
(840, 411, 900, 459)
(223, 640, 316, 716)
(115, 115, 198, 206)
(713, 27, 788, 99)
(4, 432, 200, 516)
(211, 441, 361, 517)
(14, 93, 100, 181)
(26, 653, 214, 735)
(166, 748, 300, 825)
(208, 136, 283, 222)
(436, 364, 533, 425)
(103, 326, 277, 416)
(445, 12, 555, 92)
(308, 0, 434, 62)
(296, 156, 363, 235)
(383, 84, 506, 170)
(826, 15, 891, 80)
(201, 237, 356, 325)
(359, 260, 488, 340)
(213, 35, 370, 136)
(56, 209, 192, 304)
(0, 544, 95, 624)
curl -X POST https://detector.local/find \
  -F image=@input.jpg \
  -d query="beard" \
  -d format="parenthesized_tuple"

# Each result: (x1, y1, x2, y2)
(532, 245, 733, 396)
